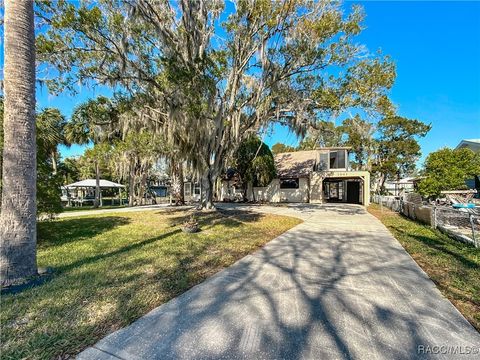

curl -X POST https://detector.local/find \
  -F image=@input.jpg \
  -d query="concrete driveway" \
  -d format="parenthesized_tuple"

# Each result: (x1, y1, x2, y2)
(78, 203, 480, 360)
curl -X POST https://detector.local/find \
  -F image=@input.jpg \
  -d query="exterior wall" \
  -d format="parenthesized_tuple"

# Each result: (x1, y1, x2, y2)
(184, 182, 201, 202)
(220, 170, 370, 207)
(220, 180, 242, 201)
(310, 172, 324, 203)
(249, 178, 309, 203)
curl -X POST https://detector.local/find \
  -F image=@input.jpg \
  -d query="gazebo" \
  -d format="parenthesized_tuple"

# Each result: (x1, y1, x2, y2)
(65, 179, 126, 207)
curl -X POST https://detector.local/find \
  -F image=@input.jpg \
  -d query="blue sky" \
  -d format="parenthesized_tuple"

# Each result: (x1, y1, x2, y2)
(2, 1, 479, 165)
(264, 1, 480, 163)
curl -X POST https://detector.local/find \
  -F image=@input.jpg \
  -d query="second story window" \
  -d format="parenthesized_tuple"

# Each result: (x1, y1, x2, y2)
(318, 153, 329, 171)
(329, 150, 346, 169)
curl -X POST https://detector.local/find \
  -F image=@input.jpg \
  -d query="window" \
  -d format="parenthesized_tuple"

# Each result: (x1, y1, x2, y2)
(318, 153, 329, 171)
(184, 182, 191, 197)
(280, 178, 299, 189)
(194, 183, 201, 195)
(329, 150, 346, 169)
(324, 181, 343, 200)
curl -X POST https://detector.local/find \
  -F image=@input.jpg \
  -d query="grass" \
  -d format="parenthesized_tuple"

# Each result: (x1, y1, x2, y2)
(0, 208, 301, 359)
(61, 204, 129, 212)
(368, 203, 480, 332)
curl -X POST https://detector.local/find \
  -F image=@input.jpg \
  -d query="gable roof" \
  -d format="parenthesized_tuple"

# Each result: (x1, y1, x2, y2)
(65, 179, 125, 188)
(274, 150, 318, 178)
(456, 139, 480, 152)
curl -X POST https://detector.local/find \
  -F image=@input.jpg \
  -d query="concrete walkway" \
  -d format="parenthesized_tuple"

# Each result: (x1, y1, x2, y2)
(78, 203, 480, 360)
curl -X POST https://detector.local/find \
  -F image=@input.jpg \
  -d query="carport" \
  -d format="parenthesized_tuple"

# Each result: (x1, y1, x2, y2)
(65, 179, 125, 207)
(321, 171, 370, 206)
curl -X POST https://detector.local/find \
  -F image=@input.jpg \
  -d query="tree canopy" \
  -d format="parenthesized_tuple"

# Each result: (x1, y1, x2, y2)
(298, 121, 343, 150)
(417, 148, 480, 198)
(340, 115, 375, 171)
(36, 0, 397, 208)
(233, 136, 276, 200)
(271, 143, 296, 155)
(372, 116, 431, 191)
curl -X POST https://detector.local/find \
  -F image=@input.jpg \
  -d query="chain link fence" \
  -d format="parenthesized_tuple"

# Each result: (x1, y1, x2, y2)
(372, 194, 479, 248)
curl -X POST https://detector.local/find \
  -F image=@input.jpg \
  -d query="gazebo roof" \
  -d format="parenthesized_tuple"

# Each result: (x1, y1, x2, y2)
(65, 179, 125, 189)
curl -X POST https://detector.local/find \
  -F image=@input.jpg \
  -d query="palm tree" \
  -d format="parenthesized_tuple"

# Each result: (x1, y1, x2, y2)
(37, 108, 69, 174)
(0, 0, 37, 286)
(65, 97, 118, 208)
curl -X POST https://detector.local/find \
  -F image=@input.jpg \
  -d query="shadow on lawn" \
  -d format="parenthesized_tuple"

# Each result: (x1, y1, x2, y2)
(56, 228, 183, 274)
(54, 209, 263, 275)
(389, 224, 480, 270)
(163, 208, 264, 230)
(38, 216, 131, 248)
(1, 208, 280, 359)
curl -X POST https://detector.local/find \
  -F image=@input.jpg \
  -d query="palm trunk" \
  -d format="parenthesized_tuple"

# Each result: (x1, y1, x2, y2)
(0, 0, 37, 286)
(93, 161, 100, 208)
(51, 150, 58, 175)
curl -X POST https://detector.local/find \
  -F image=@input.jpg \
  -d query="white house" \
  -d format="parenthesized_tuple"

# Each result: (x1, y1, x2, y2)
(383, 177, 417, 196)
(220, 147, 370, 206)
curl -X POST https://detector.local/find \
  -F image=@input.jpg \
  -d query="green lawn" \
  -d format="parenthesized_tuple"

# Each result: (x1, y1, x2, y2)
(61, 204, 129, 212)
(369, 204, 480, 332)
(1, 208, 301, 359)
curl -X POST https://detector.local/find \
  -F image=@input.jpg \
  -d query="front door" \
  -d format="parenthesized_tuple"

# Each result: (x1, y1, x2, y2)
(346, 181, 360, 204)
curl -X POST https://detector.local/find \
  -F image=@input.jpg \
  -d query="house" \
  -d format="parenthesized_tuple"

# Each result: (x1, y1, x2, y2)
(150, 182, 202, 203)
(455, 139, 480, 194)
(220, 147, 370, 206)
(383, 177, 417, 196)
(456, 139, 480, 153)
(184, 181, 202, 202)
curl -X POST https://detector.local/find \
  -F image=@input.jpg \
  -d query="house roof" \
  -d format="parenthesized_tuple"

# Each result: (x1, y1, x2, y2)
(274, 150, 318, 178)
(65, 179, 125, 189)
(456, 139, 480, 152)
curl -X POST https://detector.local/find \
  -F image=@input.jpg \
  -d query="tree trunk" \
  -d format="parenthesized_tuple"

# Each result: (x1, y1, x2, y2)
(0, 0, 37, 286)
(380, 173, 387, 194)
(242, 180, 248, 202)
(128, 173, 135, 206)
(201, 170, 215, 209)
(170, 158, 184, 205)
(93, 161, 101, 208)
(128, 162, 135, 207)
(138, 169, 148, 205)
(51, 150, 58, 175)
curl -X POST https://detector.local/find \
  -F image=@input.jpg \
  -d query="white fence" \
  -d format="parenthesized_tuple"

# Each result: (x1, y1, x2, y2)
(372, 195, 479, 248)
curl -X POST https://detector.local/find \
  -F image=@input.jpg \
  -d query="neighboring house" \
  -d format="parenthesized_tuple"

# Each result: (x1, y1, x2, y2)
(184, 181, 202, 202)
(456, 139, 480, 153)
(455, 139, 480, 192)
(147, 180, 202, 203)
(220, 147, 370, 206)
(383, 177, 417, 196)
